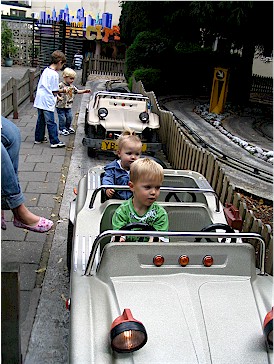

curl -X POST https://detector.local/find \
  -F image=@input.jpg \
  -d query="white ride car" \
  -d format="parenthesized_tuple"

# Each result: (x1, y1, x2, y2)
(82, 91, 161, 157)
(67, 167, 273, 363)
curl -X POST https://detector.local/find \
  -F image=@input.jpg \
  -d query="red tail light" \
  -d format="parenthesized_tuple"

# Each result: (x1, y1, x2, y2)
(179, 255, 189, 266)
(66, 298, 70, 310)
(110, 309, 147, 353)
(203, 255, 213, 267)
(153, 255, 164, 267)
(263, 308, 273, 350)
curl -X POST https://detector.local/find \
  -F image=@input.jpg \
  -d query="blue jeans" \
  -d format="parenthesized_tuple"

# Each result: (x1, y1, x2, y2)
(1, 116, 25, 210)
(35, 109, 60, 144)
(56, 108, 73, 131)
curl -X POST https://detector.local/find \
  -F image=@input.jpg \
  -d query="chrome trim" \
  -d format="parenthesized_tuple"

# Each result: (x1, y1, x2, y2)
(89, 185, 220, 212)
(82, 236, 86, 271)
(85, 231, 266, 276)
(73, 235, 79, 272)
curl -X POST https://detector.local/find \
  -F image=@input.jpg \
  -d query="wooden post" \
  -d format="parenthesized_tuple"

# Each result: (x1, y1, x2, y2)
(29, 71, 35, 102)
(1, 266, 22, 364)
(12, 82, 19, 119)
(82, 60, 87, 86)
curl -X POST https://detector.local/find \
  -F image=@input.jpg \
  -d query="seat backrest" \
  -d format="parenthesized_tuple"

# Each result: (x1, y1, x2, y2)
(99, 202, 123, 252)
(159, 177, 207, 204)
(164, 205, 213, 242)
(99, 202, 213, 246)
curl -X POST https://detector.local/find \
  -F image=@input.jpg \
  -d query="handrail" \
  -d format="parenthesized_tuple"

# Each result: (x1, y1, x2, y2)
(94, 91, 148, 99)
(89, 185, 220, 212)
(84, 231, 266, 276)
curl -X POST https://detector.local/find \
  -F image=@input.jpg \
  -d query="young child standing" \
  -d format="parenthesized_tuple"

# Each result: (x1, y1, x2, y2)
(34, 50, 67, 148)
(56, 67, 91, 135)
(112, 158, 169, 242)
(102, 130, 142, 200)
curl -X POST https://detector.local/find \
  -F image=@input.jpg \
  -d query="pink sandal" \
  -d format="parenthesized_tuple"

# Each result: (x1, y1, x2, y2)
(13, 216, 53, 233)
(1, 215, 7, 230)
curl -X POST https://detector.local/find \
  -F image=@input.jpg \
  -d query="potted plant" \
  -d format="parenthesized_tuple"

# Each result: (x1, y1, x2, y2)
(1, 21, 18, 67)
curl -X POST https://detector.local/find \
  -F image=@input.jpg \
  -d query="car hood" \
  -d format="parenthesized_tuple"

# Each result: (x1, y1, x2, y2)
(90, 108, 159, 131)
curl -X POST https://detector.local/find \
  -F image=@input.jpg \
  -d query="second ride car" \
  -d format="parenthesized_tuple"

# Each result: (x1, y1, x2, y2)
(82, 90, 161, 157)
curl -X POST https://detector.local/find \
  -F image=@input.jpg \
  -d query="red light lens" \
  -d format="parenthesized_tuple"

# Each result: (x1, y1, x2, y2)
(153, 255, 164, 267)
(66, 298, 70, 310)
(179, 255, 189, 266)
(203, 255, 213, 267)
(122, 103, 125, 106)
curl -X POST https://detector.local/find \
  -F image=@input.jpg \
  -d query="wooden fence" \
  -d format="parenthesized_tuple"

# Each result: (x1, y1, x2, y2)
(132, 77, 273, 275)
(251, 74, 273, 94)
(1, 68, 41, 119)
(250, 74, 273, 105)
(82, 56, 125, 85)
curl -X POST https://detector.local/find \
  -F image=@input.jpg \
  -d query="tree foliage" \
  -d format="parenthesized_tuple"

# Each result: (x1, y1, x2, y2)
(119, 1, 273, 104)
(189, 1, 273, 55)
(1, 21, 18, 58)
(125, 31, 171, 80)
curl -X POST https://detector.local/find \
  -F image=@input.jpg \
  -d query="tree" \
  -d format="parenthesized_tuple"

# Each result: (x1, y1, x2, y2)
(119, 1, 273, 104)
(119, 1, 198, 47)
(189, 1, 273, 104)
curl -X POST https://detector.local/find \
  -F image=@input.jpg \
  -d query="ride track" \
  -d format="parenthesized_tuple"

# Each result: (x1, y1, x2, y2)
(159, 97, 273, 186)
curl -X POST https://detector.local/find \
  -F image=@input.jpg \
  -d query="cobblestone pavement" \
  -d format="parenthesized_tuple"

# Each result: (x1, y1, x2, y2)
(1, 67, 84, 362)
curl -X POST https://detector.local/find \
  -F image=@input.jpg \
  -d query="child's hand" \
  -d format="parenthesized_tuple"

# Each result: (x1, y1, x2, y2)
(106, 188, 115, 198)
(85, 89, 91, 93)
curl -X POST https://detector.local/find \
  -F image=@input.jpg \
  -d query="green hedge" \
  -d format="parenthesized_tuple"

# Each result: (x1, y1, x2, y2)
(133, 68, 164, 95)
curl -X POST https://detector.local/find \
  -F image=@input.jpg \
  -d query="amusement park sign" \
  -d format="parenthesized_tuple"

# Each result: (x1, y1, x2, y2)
(67, 22, 120, 42)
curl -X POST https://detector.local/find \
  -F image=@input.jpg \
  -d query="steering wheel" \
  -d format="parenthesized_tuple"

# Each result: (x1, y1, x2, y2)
(114, 222, 156, 242)
(165, 192, 196, 203)
(195, 223, 236, 243)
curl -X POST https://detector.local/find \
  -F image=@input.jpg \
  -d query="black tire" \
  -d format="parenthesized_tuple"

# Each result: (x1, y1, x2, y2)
(67, 220, 74, 274)
(87, 125, 95, 138)
(142, 128, 158, 143)
(88, 147, 97, 158)
(149, 130, 158, 143)
(84, 109, 89, 135)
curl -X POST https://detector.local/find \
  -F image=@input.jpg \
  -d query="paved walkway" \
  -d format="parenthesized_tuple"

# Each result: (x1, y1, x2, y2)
(1, 67, 84, 362)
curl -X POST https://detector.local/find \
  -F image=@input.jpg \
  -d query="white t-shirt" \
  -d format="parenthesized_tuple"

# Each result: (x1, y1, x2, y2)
(34, 67, 59, 112)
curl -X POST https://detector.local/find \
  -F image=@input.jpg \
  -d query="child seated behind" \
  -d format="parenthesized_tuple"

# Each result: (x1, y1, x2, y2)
(112, 158, 169, 242)
(102, 129, 142, 200)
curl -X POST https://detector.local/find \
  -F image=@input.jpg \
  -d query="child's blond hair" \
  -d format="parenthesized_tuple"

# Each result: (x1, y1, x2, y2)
(130, 158, 164, 184)
(117, 128, 142, 151)
(62, 67, 76, 78)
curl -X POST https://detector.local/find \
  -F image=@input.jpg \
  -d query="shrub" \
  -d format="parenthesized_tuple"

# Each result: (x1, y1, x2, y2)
(125, 31, 170, 80)
(1, 21, 17, 59)
(133, 68, 163, 94)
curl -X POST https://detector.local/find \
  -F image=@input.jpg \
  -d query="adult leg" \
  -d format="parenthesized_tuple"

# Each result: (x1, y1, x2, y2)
(1, 143, 53, 230)
(43, 110, 60, 145)
(35, 109, 46, 142)
(1, 143, 25, 209)
(1, 116, 21, 176)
